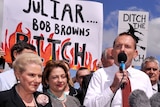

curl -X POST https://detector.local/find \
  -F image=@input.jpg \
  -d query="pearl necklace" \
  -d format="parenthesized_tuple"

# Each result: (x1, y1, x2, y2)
(47, 89, 66, 101)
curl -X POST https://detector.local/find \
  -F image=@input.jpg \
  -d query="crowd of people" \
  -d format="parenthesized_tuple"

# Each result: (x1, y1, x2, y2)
(0, 32, 160, 107)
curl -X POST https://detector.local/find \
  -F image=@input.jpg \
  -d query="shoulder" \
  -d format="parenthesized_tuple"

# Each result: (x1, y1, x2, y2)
(69, 86, 79, 97)
(0, 69, 14, 76)
(130, 67, 148, 77)
(93, 68, 106, 76)
(0, 91, 13, 107)
(82, 73, 93, 84)
(93, 65, 117, 79)
(67, 95, 81, 102)
(0, 69, 14, 77)
(66, 95, 81, 105)
(0, 89, 11, 96)
(0, 89, 12, 103)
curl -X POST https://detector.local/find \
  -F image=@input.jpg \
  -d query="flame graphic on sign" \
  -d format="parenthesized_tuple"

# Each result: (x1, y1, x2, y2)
(2, 23, 98, 71)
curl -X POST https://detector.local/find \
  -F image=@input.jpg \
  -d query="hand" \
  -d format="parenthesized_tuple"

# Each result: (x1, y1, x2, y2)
(110, 70, 129, 93)
(0, 48, 5, 57)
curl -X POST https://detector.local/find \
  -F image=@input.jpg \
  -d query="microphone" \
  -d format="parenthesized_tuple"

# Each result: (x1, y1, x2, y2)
(118, 52, 127, 89)
(118, 52, 127, 71)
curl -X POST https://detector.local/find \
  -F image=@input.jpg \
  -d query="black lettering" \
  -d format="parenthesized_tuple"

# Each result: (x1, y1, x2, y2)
(75, 4, 84, 23)
(33, 36, 44, 56)
(33, 18, 51, 32)
(46, 21, 51, 32)
(134, 54, 145, 62)
(23, 0, 48, 17)
(123, 14, 129, 21)
(72, 27, 79, 35)
(74, 43, 86, 66)
(61, 42, 71, 62)
(54, 23, 90, 36)
(66, 26, 71, 35)
(23, 0, 32, 13)
(47, 38, 61, 60)
(16, 33, 28, 42)
(61, 4, 73, 22)
(79, 28, 85, 36)
(54, 24, 60, 34)
(32, 0, 40, 13)
(40, 20, 45, 30)
(41, 0, 48, 16)
(85, 29, 90, 36)
(61, 25, 66, 35)
(132, 14, 136, 22)
(136, 15, 141, 22)
(33, 18, 39, 31)
(141, 15, 146, 22)
(50, 0, 60, 20)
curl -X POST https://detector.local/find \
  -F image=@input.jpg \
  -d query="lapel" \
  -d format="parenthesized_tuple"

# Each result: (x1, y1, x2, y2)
(34, 92, 44, 107)
(11, 85, 44, 107)
(10, 85, 51, 107)
(157, 82, 160, 92)
(11, 85, 26, 107)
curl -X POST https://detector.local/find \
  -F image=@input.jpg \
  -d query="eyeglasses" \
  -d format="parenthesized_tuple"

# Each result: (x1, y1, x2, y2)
(145, 68, 158, 71)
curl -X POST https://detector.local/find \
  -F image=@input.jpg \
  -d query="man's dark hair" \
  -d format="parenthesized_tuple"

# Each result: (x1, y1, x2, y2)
(113, 32, 137, 49)
(11, 41, 36, 62)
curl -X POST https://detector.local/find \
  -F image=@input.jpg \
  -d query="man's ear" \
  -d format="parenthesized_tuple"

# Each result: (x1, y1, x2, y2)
(133, 50, 138, 59)
(13, 50, 18, 59)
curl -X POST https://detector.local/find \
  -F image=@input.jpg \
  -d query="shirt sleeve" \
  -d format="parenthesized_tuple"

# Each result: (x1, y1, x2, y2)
(83, 71, 114, 107)
(145, 74, 153, 98)
(0, 76, 3, 91)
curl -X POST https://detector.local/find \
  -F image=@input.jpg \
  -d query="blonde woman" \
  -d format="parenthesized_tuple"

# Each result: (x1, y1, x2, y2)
(0, 53, 51, 107)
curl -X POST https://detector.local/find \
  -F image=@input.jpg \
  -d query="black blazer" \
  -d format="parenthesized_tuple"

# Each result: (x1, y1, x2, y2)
(158, 82, 160, 92)
(76, 73, 93, 105)
(0, 84, 52, 107)
(69, 85, 79, 97)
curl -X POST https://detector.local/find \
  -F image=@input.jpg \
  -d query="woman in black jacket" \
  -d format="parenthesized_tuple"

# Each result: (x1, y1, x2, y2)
(0, 53, 51, 107)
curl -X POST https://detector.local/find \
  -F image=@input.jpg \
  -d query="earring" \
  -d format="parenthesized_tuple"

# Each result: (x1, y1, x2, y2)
(17, 80, 20, 83)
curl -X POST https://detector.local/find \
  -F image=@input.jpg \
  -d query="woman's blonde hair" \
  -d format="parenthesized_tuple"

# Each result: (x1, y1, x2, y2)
(12, 53, 42, 73)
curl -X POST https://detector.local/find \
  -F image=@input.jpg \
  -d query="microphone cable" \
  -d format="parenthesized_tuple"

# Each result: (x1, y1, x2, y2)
(110, 72, 125, 107)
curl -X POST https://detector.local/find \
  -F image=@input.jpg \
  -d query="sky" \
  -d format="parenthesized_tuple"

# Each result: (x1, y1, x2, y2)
(0, 0, 160, 88)
(96, 0, 160, 59)
(88, 0, 160, 58)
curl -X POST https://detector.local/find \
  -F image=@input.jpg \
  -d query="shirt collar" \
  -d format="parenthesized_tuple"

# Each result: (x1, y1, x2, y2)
(152, 83, 158, 94)
(113, 64, 133, 75)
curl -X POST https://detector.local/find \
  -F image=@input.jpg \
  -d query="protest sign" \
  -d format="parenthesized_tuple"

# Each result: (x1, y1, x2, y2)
(118, 10, 149, 66)
(1, 0, 103, 70)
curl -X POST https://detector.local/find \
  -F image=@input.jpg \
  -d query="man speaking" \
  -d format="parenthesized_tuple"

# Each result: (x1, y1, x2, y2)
(83, 32, 153, 107)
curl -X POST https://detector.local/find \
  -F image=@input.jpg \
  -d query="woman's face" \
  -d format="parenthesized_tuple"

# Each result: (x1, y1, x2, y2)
(47, 67, 67, 93)
(15, 63, 42, 93)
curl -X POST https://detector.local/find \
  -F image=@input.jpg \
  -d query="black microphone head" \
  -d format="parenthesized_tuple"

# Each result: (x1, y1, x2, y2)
(118, 52, 127, 63)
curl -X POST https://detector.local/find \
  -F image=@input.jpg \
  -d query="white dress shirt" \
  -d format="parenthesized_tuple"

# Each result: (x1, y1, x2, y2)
(0, 69, 42, 92)
(83, 64, 153, 107)
(152, 83, 158, 94)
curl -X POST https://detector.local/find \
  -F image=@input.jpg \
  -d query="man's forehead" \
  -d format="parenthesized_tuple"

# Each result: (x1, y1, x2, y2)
(22, 49, 35, 53)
